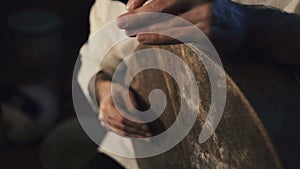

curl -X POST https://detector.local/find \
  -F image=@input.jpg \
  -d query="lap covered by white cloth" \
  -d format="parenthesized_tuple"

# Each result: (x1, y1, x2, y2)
(78, 0, 300, 168)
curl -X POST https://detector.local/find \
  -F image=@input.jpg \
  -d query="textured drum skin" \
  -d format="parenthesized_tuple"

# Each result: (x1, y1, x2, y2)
(126, 44, 283, 169)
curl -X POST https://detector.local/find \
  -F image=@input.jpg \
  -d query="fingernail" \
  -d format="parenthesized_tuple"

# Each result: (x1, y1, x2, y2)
(117, 16, 128, 29)
(137, 34, 148, 42)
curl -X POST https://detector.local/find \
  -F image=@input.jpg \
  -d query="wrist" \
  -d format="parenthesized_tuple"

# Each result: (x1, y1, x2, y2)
(96, 80, 112, 101)
(95, 72, 112, 103)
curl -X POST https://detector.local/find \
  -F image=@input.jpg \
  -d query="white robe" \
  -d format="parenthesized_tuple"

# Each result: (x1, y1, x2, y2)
(78, 0, 300, 168)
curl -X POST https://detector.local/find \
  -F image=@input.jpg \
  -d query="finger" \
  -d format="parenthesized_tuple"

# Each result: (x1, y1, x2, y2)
(123, 2, 212, 37)
(117, 12, 171, 30)
(99, 110, 112, 129)
(105, 110, 150, 132)
(136, 25, 203, 44)
(120, 90, 138, 113)
(106, 117, 152, 137)
(109, 90, 146, 125)
(121, 14, 186, 37)
(108, 126, 149, 138)
(178, 3, 213, 24)
(134, 0, 171, 13)
(133, 0, 191, 14)
(127, 0, 148, 11)
(117, 0, 180, 29)
(101, 121, 111, 130)
(144, 4, 212, 30)
(99, 108, 112, 130)
(119, 9, 200, 37)
(100, 104, 149, 131)
(99, 110, 105, 121)
(103, 112, 151, 137)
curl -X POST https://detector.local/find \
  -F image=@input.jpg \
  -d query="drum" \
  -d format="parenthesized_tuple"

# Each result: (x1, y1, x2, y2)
(126, 44, 283, 169)
(7, 9, 62, 70)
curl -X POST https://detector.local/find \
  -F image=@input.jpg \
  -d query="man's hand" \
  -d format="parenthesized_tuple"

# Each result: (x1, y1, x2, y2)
(117, 0, 213, 44)
(96, 79, 151, 138)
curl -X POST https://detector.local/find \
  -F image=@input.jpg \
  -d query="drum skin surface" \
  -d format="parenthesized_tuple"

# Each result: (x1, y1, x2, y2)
(126, 44, 283, 169)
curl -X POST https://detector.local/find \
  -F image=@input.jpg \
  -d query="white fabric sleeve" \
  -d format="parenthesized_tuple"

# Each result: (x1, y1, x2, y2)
(78, 0, 138, 110)
(77, 0, 299, 168)
(77, 0, 139, 169)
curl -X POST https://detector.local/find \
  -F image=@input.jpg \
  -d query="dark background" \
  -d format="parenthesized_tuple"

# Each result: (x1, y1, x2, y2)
(0, 1, 299, 169)
(0, 0, 96, 168)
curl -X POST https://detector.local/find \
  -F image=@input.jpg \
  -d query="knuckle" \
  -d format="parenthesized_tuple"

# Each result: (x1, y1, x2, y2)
(105, 105, 115, 113)
(99, 115, 106, 122)
(120, 118, 128, 125)
(98, 113, 103, 120)
(118, 130, 126, 136)
(100, 102, 107, 110)
(100, 106, 107, 115)
(106, 102, 113, 109)
(119, 125, 126, 131)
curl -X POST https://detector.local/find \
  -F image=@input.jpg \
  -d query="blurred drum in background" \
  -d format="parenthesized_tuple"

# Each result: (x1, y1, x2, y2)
(7, 9, 62, 70)
(40, 118, 97, 169)
(0, 85, 58, 145)
(6, 9, 64, 99)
